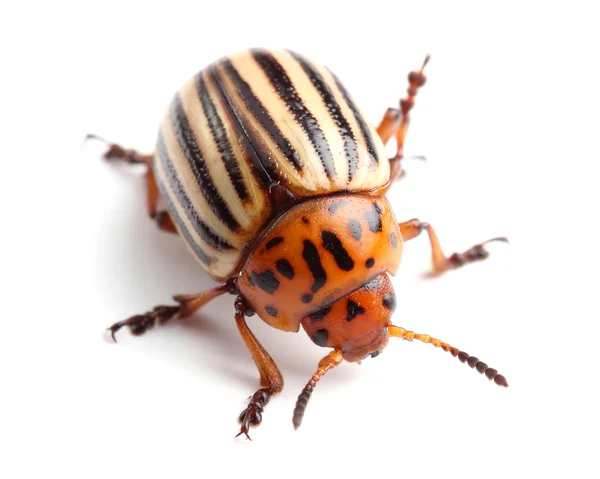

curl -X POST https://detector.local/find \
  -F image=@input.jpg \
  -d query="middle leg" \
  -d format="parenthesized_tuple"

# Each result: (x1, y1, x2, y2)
(376, 55, 430, 184)
(399, 219, 507, 274)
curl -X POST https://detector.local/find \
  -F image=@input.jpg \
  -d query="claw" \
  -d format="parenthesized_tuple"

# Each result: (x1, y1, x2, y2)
(103, 328, 118, 344)
(448, 236, 509, 269)
(235, 428, 253, 441)
(84, 133, 106, 143)
(482, 236, 509, 245)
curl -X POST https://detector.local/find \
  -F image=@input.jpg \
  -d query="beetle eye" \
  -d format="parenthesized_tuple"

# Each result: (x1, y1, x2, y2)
(370, 350, 381, 359)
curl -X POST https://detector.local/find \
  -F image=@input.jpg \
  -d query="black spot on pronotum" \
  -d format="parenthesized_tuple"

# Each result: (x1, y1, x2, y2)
(311, 329, 329, 347)
(346, 299, 365, 322)
(363, 275, 381, 291)
(302, 216, 309, 224)
(364, 203, 382, 233)
(321, 231, 354, 271)
(328, 199, 349, 214)
(390, 232, 397, 248)
(383, 292, 396, 312)
(275, 259, 295, 279)
(365, 258, 375, 268)
(348, 219, 362, 241)
(266, 305, 278, 317)
(308, 305, 331, 322)
(301, 293, 313, 303)
(302, 240, 327, 293)
(249, 270, 280, 294)
(265, 237, 284, 250)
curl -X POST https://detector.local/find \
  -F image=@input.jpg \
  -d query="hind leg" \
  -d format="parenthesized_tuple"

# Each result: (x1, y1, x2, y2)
(89, 135, 177, 234)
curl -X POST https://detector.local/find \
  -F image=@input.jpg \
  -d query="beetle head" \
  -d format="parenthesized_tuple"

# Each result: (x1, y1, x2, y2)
(300, 272, 396, 362)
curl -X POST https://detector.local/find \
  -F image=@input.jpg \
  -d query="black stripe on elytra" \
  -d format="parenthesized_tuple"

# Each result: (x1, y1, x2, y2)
(308, 305, 332, 322)
(348, 219, 362, 241)
(265, 237, 284, 250)
(363, 203, 383, 233)
(289, 51, 359, 180)
(196, 74, 249, 201)
(170, 95, 239, 231)
(321, 231, 354, 271)
(328, 199, 349, 214)
(249, 270, 280, 294)
(275, 259, 295, 279)
(302, 240, 327, 293)
(208, 65, 274, 187)
(330, 71, 379, 165)
(155, 163, 212, 265)
(219, 57, 303, 172)
(346, 299, 365, 322)
(156, 134, 233, 251)
(252, 49, 336, 179)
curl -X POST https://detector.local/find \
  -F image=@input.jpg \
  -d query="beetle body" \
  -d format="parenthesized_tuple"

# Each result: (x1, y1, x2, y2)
(100, 48, 508, 438)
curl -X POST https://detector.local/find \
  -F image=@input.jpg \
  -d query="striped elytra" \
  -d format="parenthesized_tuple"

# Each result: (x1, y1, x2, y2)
(153, 48, 389, 281)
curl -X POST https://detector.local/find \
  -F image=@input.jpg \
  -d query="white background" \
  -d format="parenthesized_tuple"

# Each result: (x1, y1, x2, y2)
(2, 1, 599, 478)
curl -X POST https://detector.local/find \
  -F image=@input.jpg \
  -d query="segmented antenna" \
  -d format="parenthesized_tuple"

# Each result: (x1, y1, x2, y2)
(292, 350, 343, 430)
(388, 325, 508, 387)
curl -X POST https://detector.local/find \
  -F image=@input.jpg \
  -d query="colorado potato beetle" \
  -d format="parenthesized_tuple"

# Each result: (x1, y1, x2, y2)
(94, 48, 508, 439)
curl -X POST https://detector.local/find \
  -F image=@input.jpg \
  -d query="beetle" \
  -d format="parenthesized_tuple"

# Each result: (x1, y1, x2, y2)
(94, 48, 508, 439)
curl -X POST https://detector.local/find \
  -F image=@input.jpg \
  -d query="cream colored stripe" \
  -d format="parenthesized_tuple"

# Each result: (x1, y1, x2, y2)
(273, 50, 349, 189)
(216, 59, 316, 192)
(161, 118, 239, 244)
(230, 50, 329, 191)
(178, 73, 251, 230)
(154, 137, 239, 279)
(202, 71, 270, 227)
(316, 64, 390, 190)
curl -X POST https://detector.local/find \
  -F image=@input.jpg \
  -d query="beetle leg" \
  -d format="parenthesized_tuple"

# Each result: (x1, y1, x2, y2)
(388, 325, 508, 387)
(376, 56, 429, 182)
(399, 219, 508, 274)
(87, 135, 178, 234)
(105, 282, 236, 342)
(234, 297, 284, 440)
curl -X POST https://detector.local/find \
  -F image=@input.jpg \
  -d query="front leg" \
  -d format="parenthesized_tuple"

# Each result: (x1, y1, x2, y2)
(234, 298, 284, 440)
(376, 56, 429, 184)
